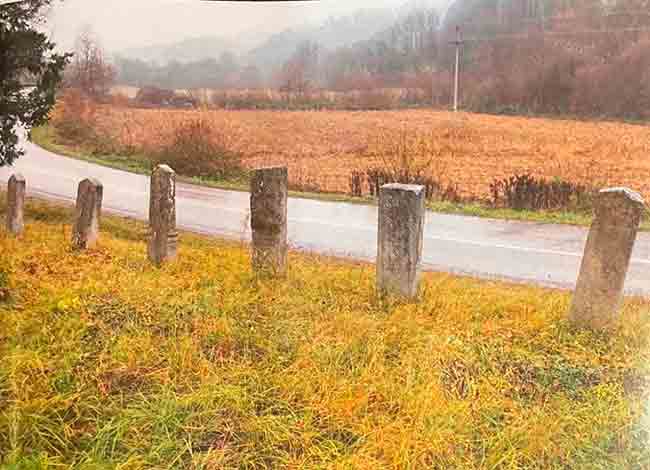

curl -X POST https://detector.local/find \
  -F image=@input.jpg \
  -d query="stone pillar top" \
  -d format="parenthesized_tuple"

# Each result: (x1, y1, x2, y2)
(9, 173, 25, 183)
(153, 164, 175, 174)
(599, 187, 645, 206)
(251, 167, 288, 186)
(80, 177, 103, 188)
(381, 183, 425, 194)
(254, 166, 287, 173)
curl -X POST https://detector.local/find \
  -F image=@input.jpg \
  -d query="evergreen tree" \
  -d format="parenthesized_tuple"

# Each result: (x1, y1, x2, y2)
(0, 0, 69, 166)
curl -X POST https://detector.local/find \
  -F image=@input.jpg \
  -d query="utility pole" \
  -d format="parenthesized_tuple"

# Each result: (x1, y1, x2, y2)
(449, 25, 464, 112)
(431, 61, 436, 107)
(431, 28, 439, 107)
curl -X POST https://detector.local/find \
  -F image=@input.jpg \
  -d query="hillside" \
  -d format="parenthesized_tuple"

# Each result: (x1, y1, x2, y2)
(1, 196, 649, 467)
(248, 1, 443, 71)
(246, 8, 397, 71)
(120, 36, 237, 65)
(116, 2, 441, 70)
(113, 1, 448, 89)
(116, 8, 398, 68)
(118, 32, 268, 65)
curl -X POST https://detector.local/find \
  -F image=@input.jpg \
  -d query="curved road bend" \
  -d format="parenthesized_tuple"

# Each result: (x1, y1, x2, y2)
(3, 140, 650, 295)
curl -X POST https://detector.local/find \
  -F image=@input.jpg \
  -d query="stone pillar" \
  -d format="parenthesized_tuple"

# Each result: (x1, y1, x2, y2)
(72, 178, 103, 250)
(377, 183, 426, 299)
(6, 174, 26, 235)
(148, 164, 178, 265)
(250, 167, 288, 277)
(570, 187, 645, 330)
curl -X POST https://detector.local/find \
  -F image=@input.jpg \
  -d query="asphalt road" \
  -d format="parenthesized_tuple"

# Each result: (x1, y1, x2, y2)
(3, 139, 650, 295)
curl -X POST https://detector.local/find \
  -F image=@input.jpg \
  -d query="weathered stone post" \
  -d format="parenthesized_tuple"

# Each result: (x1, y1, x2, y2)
(72, 178, 103, 250)
(148, 164, 178, 265)
(6, 174, 26, 235)
(250, 167, 288, 277)
(377, 183, 426, 299)
(570, 187, 645, 330)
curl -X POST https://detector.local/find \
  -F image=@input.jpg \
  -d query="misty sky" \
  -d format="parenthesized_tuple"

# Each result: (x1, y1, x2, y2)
(48, 0, 447, 52)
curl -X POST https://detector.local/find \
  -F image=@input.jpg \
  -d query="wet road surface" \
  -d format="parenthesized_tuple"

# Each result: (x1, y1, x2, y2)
(3, 139, 650, 295)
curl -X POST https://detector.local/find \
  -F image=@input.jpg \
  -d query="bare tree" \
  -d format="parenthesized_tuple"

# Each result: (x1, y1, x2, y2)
(66, 29, 116, 99)
(278, 41, 321, 95)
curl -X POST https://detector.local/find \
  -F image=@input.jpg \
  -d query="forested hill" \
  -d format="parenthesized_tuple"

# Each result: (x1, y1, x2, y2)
(246, 8, 398, 72)
(115, 0, 444, 90)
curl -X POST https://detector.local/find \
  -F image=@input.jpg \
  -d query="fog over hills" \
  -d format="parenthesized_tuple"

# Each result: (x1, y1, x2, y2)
(119, 32, 266, 65)
(48, 0, 446, 64)
(247, 8, 398, 72)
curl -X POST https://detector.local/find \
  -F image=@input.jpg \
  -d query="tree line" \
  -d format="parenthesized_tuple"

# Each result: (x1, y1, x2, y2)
(108, 1, 650, 119)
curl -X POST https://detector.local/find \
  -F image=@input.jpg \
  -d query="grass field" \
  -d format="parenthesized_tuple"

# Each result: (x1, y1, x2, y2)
(77, 107, 650, 201)
(2, 196, 650, 468)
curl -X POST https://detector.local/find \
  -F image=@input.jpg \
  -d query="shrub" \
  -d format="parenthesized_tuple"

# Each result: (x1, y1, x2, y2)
(50, 89, 122, 155)
(362, 128, 453, 197)
(50, 89, 99, 144)
(490, 174, 593, 211)
(361, 168, 461, 203)
(151, 118, 243, 180)
(347, 128, 461, 202)
(289, 168, 322, 193)
(349, 171, 363, 197)
(364, 168, 440, 199)
(368, 128, 448, 183)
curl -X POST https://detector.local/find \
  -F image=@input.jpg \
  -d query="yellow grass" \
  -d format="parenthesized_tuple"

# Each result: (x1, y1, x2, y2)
(1, 196, 650, 468)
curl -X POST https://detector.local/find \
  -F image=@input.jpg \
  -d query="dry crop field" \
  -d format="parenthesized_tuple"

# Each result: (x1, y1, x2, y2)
(93, 106, 650, 200)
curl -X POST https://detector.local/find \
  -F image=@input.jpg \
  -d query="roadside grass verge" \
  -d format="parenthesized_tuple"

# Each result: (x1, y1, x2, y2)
(1, 195, 650, 468)
(33, 125, 647, 230)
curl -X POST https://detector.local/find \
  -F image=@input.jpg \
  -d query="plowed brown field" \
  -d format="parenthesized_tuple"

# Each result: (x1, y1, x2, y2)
(97, 106, 650, 201)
